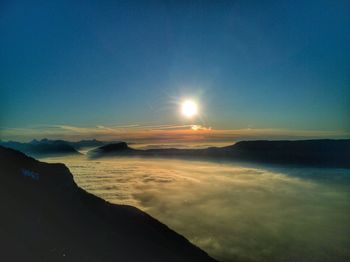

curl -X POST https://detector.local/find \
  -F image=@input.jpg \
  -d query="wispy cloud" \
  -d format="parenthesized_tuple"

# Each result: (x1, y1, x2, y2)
(191, 125, 212, 131)
(0, 124, 349, 143)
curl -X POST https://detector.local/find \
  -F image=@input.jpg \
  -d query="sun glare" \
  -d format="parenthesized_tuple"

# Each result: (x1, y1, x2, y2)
(181, 100, 198, 118)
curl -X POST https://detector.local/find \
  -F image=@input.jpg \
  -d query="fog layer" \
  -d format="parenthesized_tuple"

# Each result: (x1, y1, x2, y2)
(43, 155, 350, 262)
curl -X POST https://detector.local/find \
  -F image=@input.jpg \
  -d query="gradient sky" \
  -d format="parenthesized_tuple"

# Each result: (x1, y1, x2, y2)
(1, 0, 349, 141)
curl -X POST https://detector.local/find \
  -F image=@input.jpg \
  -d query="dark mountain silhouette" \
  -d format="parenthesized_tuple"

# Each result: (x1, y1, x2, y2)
(0, 138, 111, 157)
(96, 141, 131, 152)
(66, 139, 108, 149)
(30, 138, 108, 149)
(0, 146, 216, 262)
(90, 140, 350, 168)
(0, 139, 79, 157)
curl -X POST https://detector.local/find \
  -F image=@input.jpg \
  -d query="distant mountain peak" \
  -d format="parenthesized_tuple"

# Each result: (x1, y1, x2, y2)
(30, 139, 39, 144)
(98, 142, 130, 152)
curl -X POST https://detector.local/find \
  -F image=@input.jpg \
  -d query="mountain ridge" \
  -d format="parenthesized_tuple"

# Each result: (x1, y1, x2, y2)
(89, 139, 350, 168)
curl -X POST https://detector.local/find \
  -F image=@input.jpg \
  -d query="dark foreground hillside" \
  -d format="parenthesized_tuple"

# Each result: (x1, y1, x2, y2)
(0, 146, 216, 262)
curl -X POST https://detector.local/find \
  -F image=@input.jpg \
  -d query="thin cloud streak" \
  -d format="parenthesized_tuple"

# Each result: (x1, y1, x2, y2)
(0, 124, 349, 143)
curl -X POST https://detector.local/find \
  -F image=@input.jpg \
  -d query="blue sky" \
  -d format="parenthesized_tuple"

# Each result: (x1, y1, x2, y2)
(1, 0, 349, 141)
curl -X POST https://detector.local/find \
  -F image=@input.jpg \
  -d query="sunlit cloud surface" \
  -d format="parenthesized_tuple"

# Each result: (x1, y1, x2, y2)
(42, 155, 350, 262)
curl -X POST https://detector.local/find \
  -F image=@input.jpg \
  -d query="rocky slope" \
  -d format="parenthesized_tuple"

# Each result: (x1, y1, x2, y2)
(0, 146, 216, 262)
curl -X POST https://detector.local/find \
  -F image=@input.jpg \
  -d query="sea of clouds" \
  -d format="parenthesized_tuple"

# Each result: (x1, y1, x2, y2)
(43, 155, 350, 262)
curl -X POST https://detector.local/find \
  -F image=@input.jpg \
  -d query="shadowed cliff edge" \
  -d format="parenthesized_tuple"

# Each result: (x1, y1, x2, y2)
(0, 146, 216, 262)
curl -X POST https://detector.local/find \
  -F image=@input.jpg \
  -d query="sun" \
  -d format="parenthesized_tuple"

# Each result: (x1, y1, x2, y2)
(181, 100, 198, 118)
